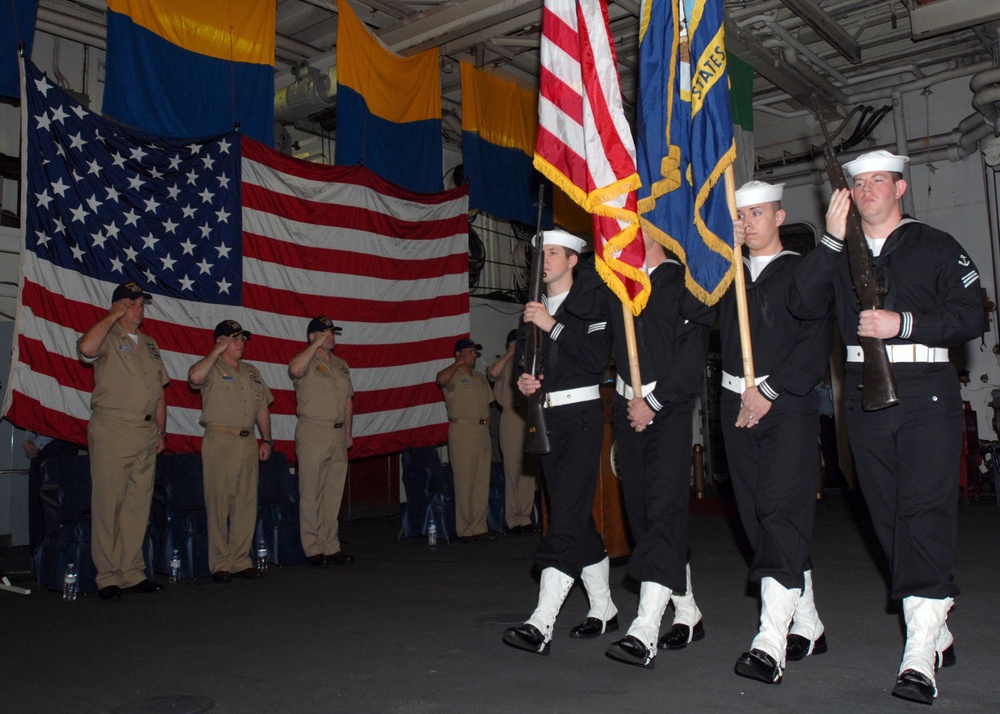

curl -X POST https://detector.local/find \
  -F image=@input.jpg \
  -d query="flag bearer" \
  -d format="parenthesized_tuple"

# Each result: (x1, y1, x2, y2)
(503, 229, 617, 656)
(722, 181, 833, 685)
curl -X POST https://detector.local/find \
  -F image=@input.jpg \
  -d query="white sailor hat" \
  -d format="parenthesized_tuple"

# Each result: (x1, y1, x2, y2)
(536, 228, 587, 254)
(843, 150, 909, 177)
(734, 180, 784, 208)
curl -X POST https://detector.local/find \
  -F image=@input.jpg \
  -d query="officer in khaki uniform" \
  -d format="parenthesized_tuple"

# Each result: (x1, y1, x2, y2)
(188, 320, 274, 583)
(77, 281, 169, 600)
(488, 329, 536, 534)
(288, 316, 354, 566)
(436, 338, 494, 541)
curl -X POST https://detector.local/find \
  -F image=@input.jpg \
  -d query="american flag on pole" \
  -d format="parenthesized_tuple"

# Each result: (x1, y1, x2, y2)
(4, 58, 470, 460)
(534, 0, 650, 315)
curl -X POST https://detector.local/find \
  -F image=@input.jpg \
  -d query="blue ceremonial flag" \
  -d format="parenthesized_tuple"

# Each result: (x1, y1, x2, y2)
(102, 0, 275, 146)
(460, 63, 548, 225)
(637, 0, 735, 305)
(335, 0, 442, 193)
(0, 0, 39, 99)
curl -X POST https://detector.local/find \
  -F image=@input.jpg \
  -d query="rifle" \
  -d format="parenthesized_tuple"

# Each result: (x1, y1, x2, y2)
(523, 186, 551, 454)
(813, 97, 899, 411)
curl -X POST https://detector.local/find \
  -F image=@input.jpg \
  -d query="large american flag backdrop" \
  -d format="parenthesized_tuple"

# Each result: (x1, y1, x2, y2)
(3, 59, 471, 460)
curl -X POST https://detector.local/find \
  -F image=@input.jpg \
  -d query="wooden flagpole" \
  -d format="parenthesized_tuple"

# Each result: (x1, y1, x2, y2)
(724, 165, 755, 386)
(623, 304, 643, 399)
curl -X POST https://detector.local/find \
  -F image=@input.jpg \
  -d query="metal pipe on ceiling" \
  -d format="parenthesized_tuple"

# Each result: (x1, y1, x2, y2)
(378, 0, 539, 54)
(777, 0, 862, 63)
(37, 6, 105, 40)
(276, 34, 325, 60)
(779, 48, 849, 105)
(35, 20, 106, 51)
(891, 90, 916, 217)
(971, 67, 1000, 126)
(753, 15, 849, 84)
(847, 60, 996, 106)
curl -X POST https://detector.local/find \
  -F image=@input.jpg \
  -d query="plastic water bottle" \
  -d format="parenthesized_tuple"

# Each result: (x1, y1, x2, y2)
(169, 549, 182, 583)
(427, 522, 438, 547)
(63, 563, 78, 601)
(256, 540, 268, 571)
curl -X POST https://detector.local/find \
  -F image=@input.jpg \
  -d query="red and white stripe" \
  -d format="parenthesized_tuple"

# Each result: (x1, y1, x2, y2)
(535, 0, 648, 310)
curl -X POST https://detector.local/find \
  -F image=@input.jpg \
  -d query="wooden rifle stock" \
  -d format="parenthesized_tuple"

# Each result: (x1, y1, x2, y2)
(524, 189, 551, 454)
(815, 100, 899, 410)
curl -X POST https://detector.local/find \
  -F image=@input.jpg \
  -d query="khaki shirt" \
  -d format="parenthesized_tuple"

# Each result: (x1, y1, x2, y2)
(193, 359, 273, 430)
(442, 368, 493, 422)
(491, 358, 526, 412)
(85, 326, 169, 416)
(293, 354, 353, 422)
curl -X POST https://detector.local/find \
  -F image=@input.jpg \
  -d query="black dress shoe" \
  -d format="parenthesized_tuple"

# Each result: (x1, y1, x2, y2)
(734, 649, 782, 684)
(212, 571, 232, 584)
(98, 585, 121, 600)
(234, 567, 262, 579)
(124, 579, 163, 594)
(503, 623, 550, 656)
(892, 669, 936, 704)
(325, 551, 354, 564)
(786, 631, 828, 661)
(506, 525, 525, 535)
(936, 643, 956, 670)
(606, 635, 655, 669)
(569, 615, 619, 639)
(658, 620, 706, 650)
(306, 554, 325, 567)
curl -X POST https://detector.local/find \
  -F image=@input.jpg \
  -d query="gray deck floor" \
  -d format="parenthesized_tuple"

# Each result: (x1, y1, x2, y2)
(1, 490, 997, 713)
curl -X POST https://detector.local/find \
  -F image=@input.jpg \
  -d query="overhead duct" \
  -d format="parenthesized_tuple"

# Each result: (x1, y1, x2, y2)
(910, 0, 1000, 40)
(970, 66, 1000, 129)
(274, 62, 336, 124)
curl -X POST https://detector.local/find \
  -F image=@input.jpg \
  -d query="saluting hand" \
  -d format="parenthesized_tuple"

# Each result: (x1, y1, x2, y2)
(825, 188, 851, 240)
(108, 298, 132, 321)
(732, 221, 746, 248)
(213, 335, 235, 354)
(310, 331, 328, 347)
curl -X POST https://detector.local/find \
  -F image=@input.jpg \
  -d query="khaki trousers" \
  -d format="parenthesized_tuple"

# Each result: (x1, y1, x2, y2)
(295, 418, 349, 557)
(202, 431, 259, 574)
(448, 422, 491, 537)
(88, 414, 157, 589)
(499, 408, 534, 528)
